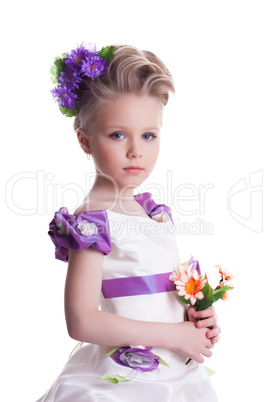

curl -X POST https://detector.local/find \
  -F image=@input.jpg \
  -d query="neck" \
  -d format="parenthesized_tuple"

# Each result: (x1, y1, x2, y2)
(88, 174, 136, 202)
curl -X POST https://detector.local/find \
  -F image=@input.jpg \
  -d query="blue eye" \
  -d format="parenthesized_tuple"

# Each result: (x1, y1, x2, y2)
(110, 132, 125, 140)
(142, 133, 157, 140)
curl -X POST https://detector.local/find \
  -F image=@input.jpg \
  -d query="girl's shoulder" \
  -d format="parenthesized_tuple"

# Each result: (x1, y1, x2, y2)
(73, 201, 107, 219)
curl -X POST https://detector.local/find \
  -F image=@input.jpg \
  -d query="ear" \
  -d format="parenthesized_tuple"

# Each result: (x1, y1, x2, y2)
(77, 130, 91, 155)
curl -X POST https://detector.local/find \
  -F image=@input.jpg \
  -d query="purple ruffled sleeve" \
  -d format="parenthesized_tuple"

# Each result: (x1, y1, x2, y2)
(48, 207, 112, 262)
(134, 192, 173, 224)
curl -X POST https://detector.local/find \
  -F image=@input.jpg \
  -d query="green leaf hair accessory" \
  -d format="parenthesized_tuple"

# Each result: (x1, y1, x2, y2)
(50, 54, 68, 84)
(50, 43, 116, 117)
(98, 46, 116, 63)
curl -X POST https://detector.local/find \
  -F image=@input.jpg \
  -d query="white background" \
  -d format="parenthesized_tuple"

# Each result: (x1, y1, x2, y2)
(2, 1, 267, 401)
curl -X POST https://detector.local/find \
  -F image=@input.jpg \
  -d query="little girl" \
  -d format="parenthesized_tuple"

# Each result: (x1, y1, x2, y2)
(36, 43, 219, 401)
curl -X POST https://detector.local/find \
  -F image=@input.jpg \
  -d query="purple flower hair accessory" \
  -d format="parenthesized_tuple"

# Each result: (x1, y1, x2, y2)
(81, 54, 108, 80)
(65, 43, 97, 71)
(50, 43, 116, 117)
(51, 85, 79, 110)
(58, 69, 83, 89)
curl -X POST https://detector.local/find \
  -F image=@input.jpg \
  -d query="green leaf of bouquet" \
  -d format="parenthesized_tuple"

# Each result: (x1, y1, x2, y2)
(98, 46, 116, 62)
(204, 366, 216, 376)
(213, 286, 234, 302)
(179, 295, 191, 305)
(154, 355, 170, 368)
(199, 282, 214, 310)
(213, 286, 234, 295)
(104, 347, 120, 357)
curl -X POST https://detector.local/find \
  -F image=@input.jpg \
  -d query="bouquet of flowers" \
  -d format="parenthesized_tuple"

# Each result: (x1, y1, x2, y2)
(169, 256, 234, 309)
(169, 256, 234, 365)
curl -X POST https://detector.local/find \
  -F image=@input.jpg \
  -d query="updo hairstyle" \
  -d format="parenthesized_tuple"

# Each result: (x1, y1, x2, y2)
(73, 45, 175, 136)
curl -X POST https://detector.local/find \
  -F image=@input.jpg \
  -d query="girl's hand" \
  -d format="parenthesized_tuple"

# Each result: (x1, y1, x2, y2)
(188, 306, 221, 345)
(170, 321, 213, 363)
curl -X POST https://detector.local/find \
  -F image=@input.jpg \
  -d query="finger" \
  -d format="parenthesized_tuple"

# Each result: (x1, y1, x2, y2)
(206, 338, 213, 348)
(202, 347, 213, 359)
(205, 335, 215, 349)
(187, 306, 197, 322)
(194, 306, 217, 320)
(196, 317, 216, 329)
(188, 306, 197, 313)
(206, 326, 221, 339)
(206, 342, 215, 349)
(211, 335, 220, 344)
(192, 354, 204, 364)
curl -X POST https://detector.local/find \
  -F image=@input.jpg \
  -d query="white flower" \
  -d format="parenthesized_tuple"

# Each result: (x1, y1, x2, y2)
(77, 220, 98, 236)
(152, 212, 169, 222)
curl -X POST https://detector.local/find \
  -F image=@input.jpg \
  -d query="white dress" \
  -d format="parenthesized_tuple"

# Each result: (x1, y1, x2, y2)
(36, 194, 218, 401)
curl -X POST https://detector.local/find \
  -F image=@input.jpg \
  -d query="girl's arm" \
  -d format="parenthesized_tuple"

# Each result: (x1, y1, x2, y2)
(65, 247, 213, 363)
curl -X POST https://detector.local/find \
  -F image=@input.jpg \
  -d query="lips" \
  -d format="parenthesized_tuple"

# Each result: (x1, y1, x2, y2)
(124, 166, 143, 170)
(123, 166, 144, 174)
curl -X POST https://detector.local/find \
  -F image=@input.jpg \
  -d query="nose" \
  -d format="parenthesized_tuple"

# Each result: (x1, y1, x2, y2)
(126, 139, 142, 159)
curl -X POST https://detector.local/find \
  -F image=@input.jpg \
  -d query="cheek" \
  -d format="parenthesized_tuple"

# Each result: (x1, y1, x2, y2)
(147, 145, 160, 165)
(94, 146, 121, 170)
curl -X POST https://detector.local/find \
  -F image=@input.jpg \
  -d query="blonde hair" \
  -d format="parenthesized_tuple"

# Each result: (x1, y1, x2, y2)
(74, 45, 175, 135)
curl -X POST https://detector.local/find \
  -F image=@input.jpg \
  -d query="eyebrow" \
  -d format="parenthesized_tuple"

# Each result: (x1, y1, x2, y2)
(104, 126, 161, 131)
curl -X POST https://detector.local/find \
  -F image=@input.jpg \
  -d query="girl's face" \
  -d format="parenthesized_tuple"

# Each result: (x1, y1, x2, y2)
(88, 93, 163, 192)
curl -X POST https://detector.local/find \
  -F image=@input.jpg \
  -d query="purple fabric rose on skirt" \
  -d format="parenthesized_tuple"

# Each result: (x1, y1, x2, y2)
(114, 347, 160, 372)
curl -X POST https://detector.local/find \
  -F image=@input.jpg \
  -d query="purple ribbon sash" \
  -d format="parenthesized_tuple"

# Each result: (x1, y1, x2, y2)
(101, 258, 200, 299)
(102, 271, 175, 299)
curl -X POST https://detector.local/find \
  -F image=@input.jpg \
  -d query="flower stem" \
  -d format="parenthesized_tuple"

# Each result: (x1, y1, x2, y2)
(185, 358, 192, 365)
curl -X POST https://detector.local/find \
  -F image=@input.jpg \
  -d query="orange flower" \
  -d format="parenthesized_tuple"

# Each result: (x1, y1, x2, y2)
(175, 264, 207, 305)
(216, 265, 232, 281)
